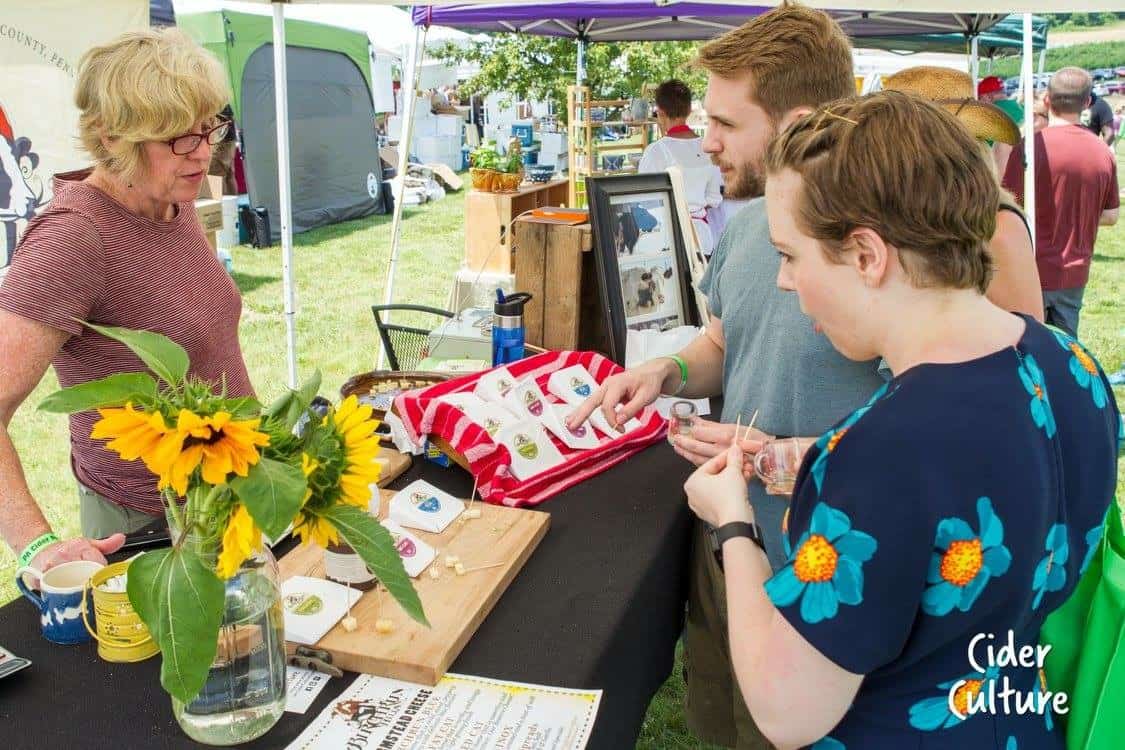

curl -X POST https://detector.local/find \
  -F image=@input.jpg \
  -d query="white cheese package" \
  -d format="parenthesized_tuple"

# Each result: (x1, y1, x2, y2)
(494, 420, 566, 479)
(585, 406, 644, 439)
(438, 392, 519, 437)
(389, 479, 465, 533)
(380, 519, 436, 578)
(281, 576, 363, 646)
(546, 364, 643, 438)
(547, 403, 600, 450)
(547, 364, 598, 406)
(504, 379, 554, 422)
(474, 366, 519, 405)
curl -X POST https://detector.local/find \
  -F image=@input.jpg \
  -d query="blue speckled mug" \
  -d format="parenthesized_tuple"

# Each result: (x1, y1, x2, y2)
(16, 560, 103, 644)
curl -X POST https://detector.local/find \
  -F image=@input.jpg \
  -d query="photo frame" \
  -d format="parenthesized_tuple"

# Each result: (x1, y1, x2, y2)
(587, 173, 701, 364)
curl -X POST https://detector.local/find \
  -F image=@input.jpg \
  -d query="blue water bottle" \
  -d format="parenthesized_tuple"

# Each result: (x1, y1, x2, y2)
(492, 290, 533, 366)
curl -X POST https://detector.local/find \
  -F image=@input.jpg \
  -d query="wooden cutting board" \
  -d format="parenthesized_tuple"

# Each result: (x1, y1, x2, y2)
(374, 449, 412, 487)
(278, 489, 549, 686)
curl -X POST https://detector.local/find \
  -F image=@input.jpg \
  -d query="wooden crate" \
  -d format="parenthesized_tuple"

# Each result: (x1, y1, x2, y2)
(464, 179, 570, 275)
(512, 217, 611, 355)
(278, 489, 549, 686)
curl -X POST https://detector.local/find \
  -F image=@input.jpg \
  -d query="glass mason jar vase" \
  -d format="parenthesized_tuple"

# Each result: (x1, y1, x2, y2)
(168, 518, 287, 746)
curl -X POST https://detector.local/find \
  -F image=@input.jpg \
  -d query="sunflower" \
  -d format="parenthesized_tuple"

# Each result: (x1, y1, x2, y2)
(332, 396, 382, 509)
(91, 402, 171, 474)
(293, 511, 339, 548)
(216, 504, 261, 579)
(145, 410, 270, 497)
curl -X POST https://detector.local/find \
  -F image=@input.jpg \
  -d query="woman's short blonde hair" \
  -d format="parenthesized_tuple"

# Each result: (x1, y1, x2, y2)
(764, 91, 998, 294)
(76, 28, 230, 178)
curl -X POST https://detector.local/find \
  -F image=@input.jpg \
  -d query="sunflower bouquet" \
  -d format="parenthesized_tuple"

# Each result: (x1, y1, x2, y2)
(39, 323, 426, 704)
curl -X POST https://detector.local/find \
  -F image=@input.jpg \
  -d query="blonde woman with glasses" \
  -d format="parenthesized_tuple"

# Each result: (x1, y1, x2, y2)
(0, 29, 254, 577)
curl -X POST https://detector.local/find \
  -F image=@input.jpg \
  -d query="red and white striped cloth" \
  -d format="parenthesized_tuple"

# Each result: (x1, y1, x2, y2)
(393, 350, 666, 507)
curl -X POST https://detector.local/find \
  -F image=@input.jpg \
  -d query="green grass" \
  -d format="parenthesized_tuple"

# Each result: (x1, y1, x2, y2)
(3, 151, 1125, 748)
(988, 39, 1125, 79)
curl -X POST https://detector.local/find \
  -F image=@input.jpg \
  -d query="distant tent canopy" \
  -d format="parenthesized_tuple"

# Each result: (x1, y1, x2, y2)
(859, 13, 1048, 57)
(179, 10, 386, 241)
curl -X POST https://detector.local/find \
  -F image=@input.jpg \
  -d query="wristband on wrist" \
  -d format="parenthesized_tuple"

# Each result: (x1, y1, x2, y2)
(660, 354, 689, 397)
(18, 532, 60, 567)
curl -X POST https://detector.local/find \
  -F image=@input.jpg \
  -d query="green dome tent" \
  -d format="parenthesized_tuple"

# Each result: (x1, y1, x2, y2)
(179, 10, 385, 243)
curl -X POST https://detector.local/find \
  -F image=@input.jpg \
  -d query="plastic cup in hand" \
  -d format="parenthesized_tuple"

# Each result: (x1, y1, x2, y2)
(668, 401, 696, 444)
(753, 438, 815, 496)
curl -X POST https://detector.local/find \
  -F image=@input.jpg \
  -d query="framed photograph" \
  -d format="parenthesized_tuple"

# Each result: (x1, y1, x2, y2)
(587, 173, 700, 363)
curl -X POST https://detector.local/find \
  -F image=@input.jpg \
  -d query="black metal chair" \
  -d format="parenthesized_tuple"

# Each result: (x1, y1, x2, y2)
(371, 304, 454, 371)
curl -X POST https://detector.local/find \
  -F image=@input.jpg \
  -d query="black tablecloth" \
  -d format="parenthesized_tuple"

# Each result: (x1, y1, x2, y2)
(0, 441, 694, 749)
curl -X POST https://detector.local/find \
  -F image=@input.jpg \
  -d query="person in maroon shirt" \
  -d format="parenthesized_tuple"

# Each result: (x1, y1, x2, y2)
(1002, 66, 1119, 337)
(0, 29, 253, 577)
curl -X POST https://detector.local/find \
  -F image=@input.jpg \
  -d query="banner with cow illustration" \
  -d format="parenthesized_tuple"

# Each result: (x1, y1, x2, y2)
(0, 0, 147, 269)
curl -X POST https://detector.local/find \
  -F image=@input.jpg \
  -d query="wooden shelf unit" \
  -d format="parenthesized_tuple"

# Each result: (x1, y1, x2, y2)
(567, 85, 657, 207)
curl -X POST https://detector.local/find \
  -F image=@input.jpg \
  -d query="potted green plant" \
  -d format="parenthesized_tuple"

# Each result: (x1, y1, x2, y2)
(497, 141, 525, 192)
(469, 142, 501, 192)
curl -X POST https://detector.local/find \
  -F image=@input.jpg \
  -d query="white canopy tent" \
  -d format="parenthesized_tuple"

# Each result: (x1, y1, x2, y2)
(223, 1, 1098, 383)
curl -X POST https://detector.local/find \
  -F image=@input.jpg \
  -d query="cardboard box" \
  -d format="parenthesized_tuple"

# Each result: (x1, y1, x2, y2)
(195, 198, 223, 232)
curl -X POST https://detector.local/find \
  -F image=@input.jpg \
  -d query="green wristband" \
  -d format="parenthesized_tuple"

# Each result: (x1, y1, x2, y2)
(18, 532, 60, 567)
(661, 355, 689, 397)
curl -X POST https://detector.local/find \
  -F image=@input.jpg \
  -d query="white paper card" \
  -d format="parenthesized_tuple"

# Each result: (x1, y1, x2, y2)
(474, 366, 519, 404)
(285, 666, 332, 714)
(389, 479, 465, 534)
(547, 364, 599, 406)
(547, 403, 600, 450)
(494, 420, 566, 479)
(380, 519, 436, 578)
(439, 392, 519, 437)
(281, 577, 362, 646)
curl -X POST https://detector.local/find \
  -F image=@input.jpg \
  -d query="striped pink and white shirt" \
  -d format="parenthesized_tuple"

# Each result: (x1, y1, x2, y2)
(0, 169, 253, 516)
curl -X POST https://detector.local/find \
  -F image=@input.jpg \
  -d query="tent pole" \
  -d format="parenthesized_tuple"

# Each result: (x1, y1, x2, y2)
(1021, 13, 1035, 250)
(1037, 47, 1046, 76)
(378, 24, 427, 370)
(969, 35, 979, 97)
(272, 1, 298, 389)
(576, 35, 587, 85)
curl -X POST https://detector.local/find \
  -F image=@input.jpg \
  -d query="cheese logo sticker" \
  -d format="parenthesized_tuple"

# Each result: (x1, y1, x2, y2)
(410, 491, 441, 513)
(513, 433, 539, 460)
(570, 376, 591, 398)
(523, 390, 544, 416)
(284, 593, 323, 616)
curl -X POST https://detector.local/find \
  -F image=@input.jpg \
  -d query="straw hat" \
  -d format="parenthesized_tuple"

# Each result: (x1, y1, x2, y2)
(880, 66, 1020, 145)
(936, 99, 1021, 145)
(883, 66, 973, 101)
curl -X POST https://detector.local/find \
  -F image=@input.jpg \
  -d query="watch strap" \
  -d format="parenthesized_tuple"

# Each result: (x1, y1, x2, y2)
(713, 521, 766, 556)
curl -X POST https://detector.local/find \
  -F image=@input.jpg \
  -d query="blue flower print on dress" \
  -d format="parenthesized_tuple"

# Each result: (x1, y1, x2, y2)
(1017, 353, 1056, 438)
(1031, 523, 1069, 610)
(922, 497, 1012, 617)
(1007, 737, 1018, 750)
(809, 383, 890, 493)
(908, 666, 1000, 731)
(766, 502, 877, 625)
(810, 737, 845, 750)
(1080, 522, 1104, 576)
(1052, 329, 1108, 409)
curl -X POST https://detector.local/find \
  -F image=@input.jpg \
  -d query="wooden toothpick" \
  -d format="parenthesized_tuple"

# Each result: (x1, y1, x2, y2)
(459, 561, 506, 575)
(743, 409, 759, 442)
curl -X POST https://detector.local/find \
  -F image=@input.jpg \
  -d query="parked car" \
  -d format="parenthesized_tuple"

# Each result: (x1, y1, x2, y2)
(1093, 83, 1109, 97)
(1091, 68, 1114, 82)
(1004, 76, 1021, 95)
(1115, 66, 1125, 79)
(1106, 80, 1125, 96)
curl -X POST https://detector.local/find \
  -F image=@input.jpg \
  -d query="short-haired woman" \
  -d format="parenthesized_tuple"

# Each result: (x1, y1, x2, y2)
(684, 91, 1118, 749)
(0, 29, 254, 575)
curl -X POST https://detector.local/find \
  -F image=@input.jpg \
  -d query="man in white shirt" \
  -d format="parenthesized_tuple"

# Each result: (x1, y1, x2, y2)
(638, 79, 724, 255)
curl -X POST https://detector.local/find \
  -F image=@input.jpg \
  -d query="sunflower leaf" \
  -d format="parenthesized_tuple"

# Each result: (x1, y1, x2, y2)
(264, 370, 322, 430)
(324, 504, 429, 627)
(126, 547, 223, 703)
(230, 456, 307, 539)
(81, 322, 189, 387)
(38, 372, 158, 413)
(225, 396, 264, 421)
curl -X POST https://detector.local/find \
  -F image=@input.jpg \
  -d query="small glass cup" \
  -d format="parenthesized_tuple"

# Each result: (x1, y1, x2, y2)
(753, 437, 815, 495)
(668, 400, 696, 444)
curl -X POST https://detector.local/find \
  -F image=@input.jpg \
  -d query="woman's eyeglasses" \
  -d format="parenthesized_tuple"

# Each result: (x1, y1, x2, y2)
(166, 120, 230, 156)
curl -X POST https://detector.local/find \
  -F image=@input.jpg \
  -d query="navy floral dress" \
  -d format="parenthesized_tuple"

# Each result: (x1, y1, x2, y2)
(767, 317, 1119, 749)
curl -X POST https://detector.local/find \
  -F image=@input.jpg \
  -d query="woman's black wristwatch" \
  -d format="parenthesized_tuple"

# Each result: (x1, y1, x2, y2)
(710, 521, 767, 571)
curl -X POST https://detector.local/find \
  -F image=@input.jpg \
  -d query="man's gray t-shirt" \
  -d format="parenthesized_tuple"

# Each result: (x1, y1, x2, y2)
(698, 198, 886, 568)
